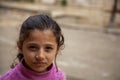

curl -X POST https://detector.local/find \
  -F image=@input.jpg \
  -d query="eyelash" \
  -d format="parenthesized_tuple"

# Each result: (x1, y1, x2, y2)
(45, 47, 53, 52)
(28, 46, 38, 51)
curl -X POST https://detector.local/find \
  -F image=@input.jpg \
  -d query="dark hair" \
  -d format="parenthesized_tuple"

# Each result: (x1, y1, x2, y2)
(11, 15, 64, 68)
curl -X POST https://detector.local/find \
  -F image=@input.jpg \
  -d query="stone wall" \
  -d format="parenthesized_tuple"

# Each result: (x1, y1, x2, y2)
(67, 0, 120, 28)
(34, 0, 120, 28)
(35, 0, 56, 4)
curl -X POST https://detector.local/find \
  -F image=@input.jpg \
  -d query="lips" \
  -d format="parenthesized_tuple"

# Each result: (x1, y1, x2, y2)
(34, 61, 46, 66)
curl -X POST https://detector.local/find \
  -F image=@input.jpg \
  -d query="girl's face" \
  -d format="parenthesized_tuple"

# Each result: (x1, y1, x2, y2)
(19, 29, 57, 72)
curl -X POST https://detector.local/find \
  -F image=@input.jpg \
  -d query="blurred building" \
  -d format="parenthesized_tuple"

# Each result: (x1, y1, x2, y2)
(34, 0, 120, 28)
(0, 0, 120, 28)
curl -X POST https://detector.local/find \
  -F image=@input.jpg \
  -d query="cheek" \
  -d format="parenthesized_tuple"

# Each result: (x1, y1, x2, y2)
(23, 53, 33, 61)
(48, 52, 57, 62)
(22, 49, 35, 60)
(46, 53, 54, 59)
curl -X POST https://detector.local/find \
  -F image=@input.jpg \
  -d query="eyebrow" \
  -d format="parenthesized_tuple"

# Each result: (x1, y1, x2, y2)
(27, 43, 38, 46)
(45, 44, 54, 47)
(27, 42, 55, 46)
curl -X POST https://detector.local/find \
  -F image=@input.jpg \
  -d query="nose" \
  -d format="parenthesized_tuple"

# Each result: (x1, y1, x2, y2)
(35, 49, 44, 60)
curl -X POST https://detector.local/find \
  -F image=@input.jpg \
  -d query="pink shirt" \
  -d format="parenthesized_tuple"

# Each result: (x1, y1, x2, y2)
(0, 62, 66, 80)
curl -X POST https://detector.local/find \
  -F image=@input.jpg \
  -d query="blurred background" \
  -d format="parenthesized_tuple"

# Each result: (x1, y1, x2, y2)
(0, 0, 120, 80)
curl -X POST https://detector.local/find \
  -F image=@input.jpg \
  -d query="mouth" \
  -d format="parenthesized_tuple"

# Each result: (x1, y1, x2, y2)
(34, 61, 46, 66)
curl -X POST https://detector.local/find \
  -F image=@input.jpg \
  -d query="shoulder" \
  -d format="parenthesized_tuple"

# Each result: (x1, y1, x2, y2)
(52, 66, 66, 80)
(0, 69, 14, 80)
(56, 68, 66, 80)
(0, 64, 19, 80)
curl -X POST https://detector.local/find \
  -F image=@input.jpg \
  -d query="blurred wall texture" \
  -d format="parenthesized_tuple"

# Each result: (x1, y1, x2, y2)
(1, 0, 120, 28)
(34, 0, 120, 29)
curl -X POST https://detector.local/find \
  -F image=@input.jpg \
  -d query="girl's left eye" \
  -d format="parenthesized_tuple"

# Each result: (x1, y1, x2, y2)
(45, 47, 53, 52)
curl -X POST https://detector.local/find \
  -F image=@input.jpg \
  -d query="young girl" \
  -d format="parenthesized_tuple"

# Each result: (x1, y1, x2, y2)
(0, 15, 66, 80)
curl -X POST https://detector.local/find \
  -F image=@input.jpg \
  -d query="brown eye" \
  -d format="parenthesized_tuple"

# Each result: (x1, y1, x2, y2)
(28, 45, 38, 51)
(45, 46, 53, 52)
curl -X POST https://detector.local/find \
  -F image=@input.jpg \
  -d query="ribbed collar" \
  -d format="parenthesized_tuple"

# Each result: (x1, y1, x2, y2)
(16, 61, 55, 79)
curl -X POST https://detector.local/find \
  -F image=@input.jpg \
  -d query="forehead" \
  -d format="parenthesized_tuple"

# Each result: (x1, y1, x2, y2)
(24, 29, 56, 44)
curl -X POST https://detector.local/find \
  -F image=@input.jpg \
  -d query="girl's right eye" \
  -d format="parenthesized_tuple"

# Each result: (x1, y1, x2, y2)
(28, 46, 38, 51)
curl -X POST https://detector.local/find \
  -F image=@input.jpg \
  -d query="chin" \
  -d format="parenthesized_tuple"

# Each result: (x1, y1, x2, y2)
(33, 67, 47, 73)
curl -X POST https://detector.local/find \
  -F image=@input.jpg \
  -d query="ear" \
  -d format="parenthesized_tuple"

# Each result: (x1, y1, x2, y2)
(17, 42, 22, 52)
